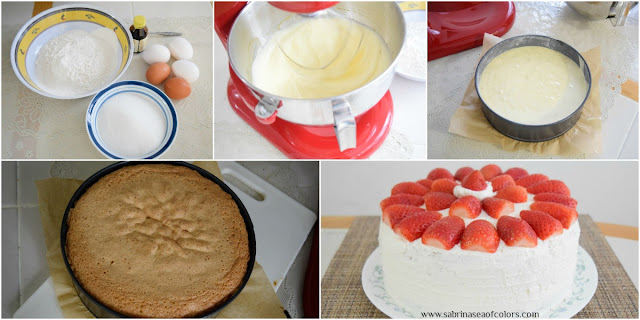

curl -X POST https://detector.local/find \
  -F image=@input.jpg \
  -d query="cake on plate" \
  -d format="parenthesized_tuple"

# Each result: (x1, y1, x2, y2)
(378, 165, 580, 314)
(66, 164, 250, 318)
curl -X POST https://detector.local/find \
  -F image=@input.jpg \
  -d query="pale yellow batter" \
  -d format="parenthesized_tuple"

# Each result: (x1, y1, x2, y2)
(478, 46, 588, 125)
(251, 17, 392, 99)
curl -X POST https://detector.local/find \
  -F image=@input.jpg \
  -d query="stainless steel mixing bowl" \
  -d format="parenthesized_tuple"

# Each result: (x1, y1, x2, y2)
(227, 1, 405, 151)
(567, 2, 637, 26)
(475, 35, 592, 142)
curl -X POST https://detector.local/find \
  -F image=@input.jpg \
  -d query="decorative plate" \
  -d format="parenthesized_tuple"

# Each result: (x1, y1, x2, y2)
(86, 81, 178, 159)
(362, 246, 597, 318)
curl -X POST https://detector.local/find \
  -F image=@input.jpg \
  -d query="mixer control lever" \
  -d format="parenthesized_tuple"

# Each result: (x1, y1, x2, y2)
(255, 96, 280, 124)
(332, 99, 356, 151)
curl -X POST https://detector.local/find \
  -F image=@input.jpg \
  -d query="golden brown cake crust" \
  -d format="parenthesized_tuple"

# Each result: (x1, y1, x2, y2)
(66, 164, 249, 318)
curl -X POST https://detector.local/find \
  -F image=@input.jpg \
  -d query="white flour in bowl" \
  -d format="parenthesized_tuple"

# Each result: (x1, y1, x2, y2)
(35, 27, 120, 97)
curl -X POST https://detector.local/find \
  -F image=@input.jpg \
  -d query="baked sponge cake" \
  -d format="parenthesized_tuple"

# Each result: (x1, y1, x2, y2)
(65, 164, 250, 318)
(378, 165, 580, 314)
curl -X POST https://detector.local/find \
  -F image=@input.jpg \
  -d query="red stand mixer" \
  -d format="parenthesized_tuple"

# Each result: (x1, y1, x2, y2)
(214, 2, 405, 159)
(428, 2, 516, 61)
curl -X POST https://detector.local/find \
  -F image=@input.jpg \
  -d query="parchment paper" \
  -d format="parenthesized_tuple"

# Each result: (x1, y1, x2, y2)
(448, 33, 602, 155)
(35, 162, 285, 318)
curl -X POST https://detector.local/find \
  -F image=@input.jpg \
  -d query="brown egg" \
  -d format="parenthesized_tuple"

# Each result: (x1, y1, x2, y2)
(146, 62, 171, 85)
(164, 77, 191, 99)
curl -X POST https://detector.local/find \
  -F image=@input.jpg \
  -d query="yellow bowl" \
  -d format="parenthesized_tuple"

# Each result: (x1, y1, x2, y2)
(10, 5, 133, 99)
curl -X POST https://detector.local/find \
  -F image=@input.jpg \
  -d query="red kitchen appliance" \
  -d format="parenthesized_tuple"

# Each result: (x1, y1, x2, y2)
(214, 2, 405, 159)
(428, 2, 516, 61)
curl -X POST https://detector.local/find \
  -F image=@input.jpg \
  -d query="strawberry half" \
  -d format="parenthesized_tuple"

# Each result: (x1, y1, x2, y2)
(533, 193, 578, 209)
(380, 194, 424, 211)
(527, 180, 571, 196)
(421, 215, 465, 250)
(491, 174, 516, 192)
(416, 178, 433, 190)
(382, 204, 427, 228)
(427, 168, 454, 181)
(460, 220, 500, 253)
(504, 167, 529, 181)
(520, 210, 563, 240)
(391, 182, 429, 196)
(431, 178, 458, 194)
(454, 167, 474, 181)
(480, 164, 503, 180)
(393, 211, 443, 241)
(424, 192, 457, 211)
(496, 216, 538, 247)
(449, 195, 482, 219)
(516, 174, 549, 188)
(530, 202, 578, 229)
(461, 170, 487, 191)
(495, 185, 528, 203)
(481, 197, 515, 219)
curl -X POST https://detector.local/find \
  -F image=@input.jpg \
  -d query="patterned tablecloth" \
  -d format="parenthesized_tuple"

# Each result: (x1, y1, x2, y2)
(2, 7, 213, 159)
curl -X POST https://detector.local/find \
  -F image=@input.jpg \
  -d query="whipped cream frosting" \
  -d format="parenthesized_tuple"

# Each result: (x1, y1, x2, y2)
(379, 192, 580, 314)
(453, 182, 494, 201)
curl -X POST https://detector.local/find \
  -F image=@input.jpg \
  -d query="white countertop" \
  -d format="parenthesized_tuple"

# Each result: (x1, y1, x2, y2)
(1, 2, 213, 159)
(427, 2, 639, 159)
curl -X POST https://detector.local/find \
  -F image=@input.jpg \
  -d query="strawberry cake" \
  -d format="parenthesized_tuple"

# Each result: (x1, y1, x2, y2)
(378, 165, 580, 314)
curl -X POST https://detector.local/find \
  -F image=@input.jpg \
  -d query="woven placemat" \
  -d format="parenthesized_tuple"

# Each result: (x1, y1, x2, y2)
(321, 215, 638, 318)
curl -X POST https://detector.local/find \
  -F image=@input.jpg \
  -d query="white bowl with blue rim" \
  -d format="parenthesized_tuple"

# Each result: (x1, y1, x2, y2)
(11, 5, 133, 99)
(87, 81, 178, 159)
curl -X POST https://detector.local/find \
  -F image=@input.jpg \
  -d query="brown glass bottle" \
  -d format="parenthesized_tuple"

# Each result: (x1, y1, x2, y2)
(130, 15, 148, 53)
